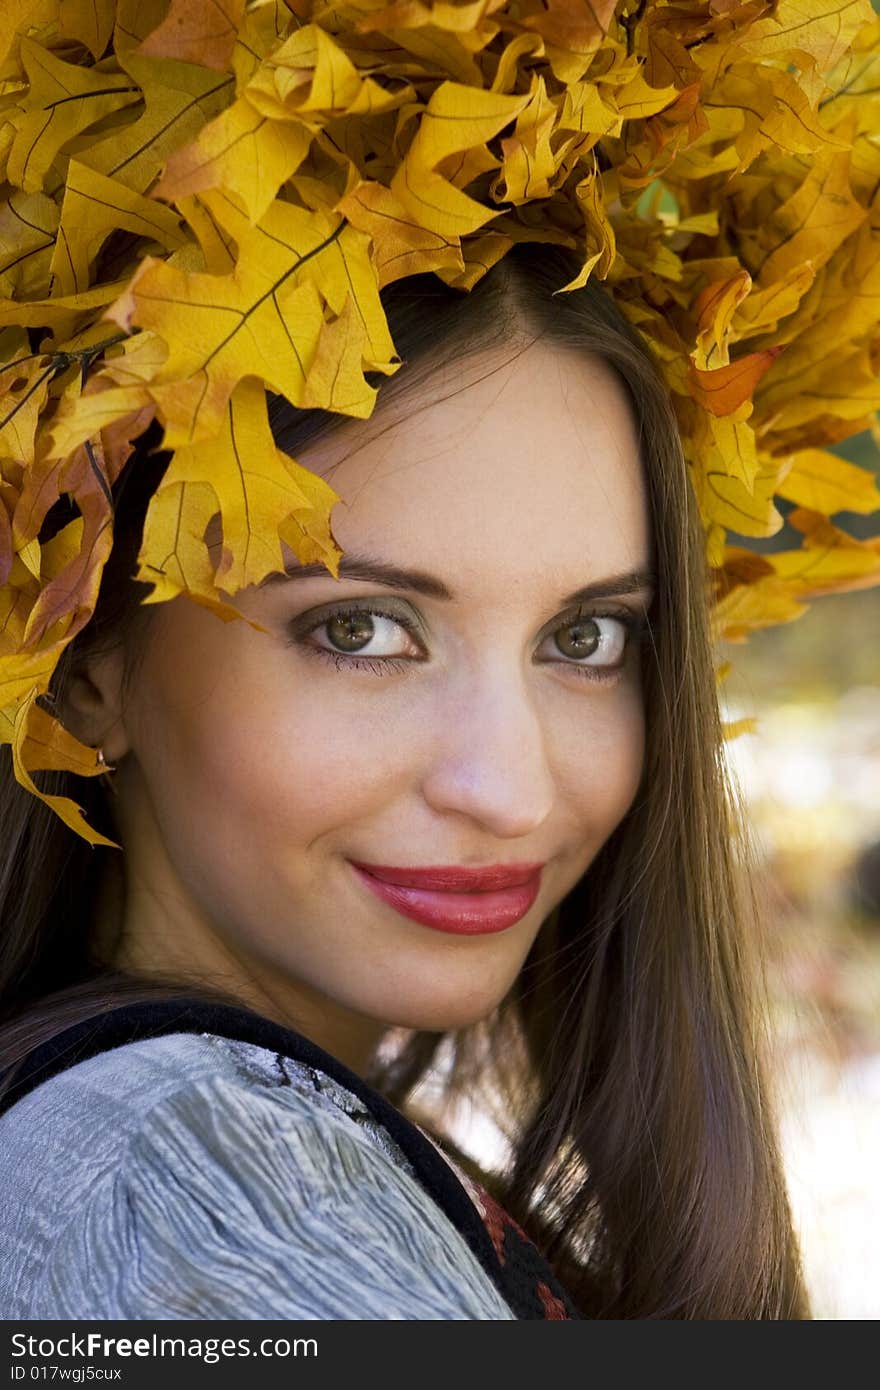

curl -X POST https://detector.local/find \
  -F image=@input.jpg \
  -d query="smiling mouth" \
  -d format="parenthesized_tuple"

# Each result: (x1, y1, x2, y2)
(349, 861, 544, 934)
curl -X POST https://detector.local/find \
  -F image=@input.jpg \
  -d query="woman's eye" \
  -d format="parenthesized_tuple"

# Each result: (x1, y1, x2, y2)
(291, 603, 645, 682)
(296, 605, 422, 671)
(537, 614, 632, 678)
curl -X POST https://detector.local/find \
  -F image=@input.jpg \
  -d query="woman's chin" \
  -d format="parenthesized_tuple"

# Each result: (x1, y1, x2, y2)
(376, 989, 506, 1034)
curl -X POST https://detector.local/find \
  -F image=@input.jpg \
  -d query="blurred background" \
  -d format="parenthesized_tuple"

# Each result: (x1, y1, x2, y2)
(718, 423, 880, 1320)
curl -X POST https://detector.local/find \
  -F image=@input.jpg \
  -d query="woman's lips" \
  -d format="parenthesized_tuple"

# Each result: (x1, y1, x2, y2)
(349, 862, 544, 934)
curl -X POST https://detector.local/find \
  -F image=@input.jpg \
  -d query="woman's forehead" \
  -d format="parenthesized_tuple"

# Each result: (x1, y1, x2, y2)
(266, 341, 653, 606)
(296, 340, 644, 501)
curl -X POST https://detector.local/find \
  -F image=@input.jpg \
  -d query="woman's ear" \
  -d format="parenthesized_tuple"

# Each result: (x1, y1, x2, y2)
(60, 647, 131, 762)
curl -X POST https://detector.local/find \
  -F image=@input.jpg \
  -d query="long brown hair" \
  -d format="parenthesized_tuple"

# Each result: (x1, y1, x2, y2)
(0, 241, 809, 1318)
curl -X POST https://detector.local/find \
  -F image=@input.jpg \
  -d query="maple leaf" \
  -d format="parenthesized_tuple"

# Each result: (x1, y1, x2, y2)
(7, 37, 140, 193)
(142, 375, 342, 597)
(2, 688, 121, 848)
(83, 51, 235, 196)
(102, 191, 399, 446)
(136, 0, 246, 74)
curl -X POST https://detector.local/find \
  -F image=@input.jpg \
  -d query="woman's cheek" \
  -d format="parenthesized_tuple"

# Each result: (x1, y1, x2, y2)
(562, 691, 645, 834)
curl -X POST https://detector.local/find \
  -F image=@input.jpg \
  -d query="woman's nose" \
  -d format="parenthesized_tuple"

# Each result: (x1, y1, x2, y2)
(419, 665, 556, 838)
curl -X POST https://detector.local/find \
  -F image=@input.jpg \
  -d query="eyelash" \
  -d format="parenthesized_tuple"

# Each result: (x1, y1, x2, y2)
(291, 602, 649, 685)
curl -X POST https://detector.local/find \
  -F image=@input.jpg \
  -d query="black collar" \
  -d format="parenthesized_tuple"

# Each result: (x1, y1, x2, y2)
(0, 996, 583, 1319)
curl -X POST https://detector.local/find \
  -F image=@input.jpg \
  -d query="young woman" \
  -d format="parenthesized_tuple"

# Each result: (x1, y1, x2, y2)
(0, 242, 809, 1319)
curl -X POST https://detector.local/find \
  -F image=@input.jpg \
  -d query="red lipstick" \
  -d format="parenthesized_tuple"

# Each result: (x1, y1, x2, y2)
(348, 860, 545, 935)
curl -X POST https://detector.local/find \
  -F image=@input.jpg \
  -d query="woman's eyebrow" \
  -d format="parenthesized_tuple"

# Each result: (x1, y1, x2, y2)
(259, 553, 655, 606)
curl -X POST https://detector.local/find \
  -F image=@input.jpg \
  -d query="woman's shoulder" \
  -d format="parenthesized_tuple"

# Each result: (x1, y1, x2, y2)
(0, 1028, 517, 1320)
(0, 1025, 419, 1188)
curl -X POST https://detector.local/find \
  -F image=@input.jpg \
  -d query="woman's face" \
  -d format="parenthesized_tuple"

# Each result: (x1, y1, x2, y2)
(91, 336, 654, 1074)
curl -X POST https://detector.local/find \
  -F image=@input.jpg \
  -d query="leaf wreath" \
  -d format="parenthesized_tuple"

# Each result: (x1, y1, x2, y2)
(1, 0, 879, 846)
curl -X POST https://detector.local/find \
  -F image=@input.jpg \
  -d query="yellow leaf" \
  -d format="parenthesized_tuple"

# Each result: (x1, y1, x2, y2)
(490, 33, 545, 95)
(776, 447, 880, 515)
(0, 187, 57, 298)
(515, 0, 618, 85)
(49, 157, 186, 296)
(263, 209, 398, 375)
(729, 261, 814, 342)
(692, 268, 751, 364)
(558, 79, 623, 138)
(45, 383, 152, 462)
(276, 468, 344, 576)
(154, 95, 313, 224)
(347, 1, 506, 88)
(0, 333, 53, 466)
(7, 37, 140, 192)
(721, 716, 759, 742)
(699, 409, 763, 493)
(390, 82, 530, 239)
(752, 144, 867, 289)
(84, 52, 235, 195)
(614, 69, 680, 122)
(250, 23, 366, 116)
(710, 575, 810, 643)
(175, 193, 237, 274)
(495, 74, 559, 205)
(149, 377, 342, 595)
(302, 292, 379, 417)
(112, 0, 175, 53)
(757, 342, 880, 434)
(334, 177, 465, 289)
(0, 278, 129, 334)
(768, 507, 880, 595)
(60, 0, 116, 61)
(734, 0, 870, 73)
(135, 477, 245, 618)
(554, 160, 616, 287)
(692, 455, 786, 538)
(6, 687, 121, 848)
(0, 638, 59, 709)
(706, 64, 850, 172)
(434, 227, 514, 290)
(101, 244, 325, 447)
(0, 1, 57, 74)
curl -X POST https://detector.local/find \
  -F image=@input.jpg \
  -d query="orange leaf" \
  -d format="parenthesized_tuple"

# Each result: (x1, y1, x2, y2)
(137, 0, 246, 73)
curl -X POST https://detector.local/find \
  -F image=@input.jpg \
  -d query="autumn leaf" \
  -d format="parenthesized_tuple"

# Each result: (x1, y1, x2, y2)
(334, 177, 465, 288)
(15, 438, 115, 649)
(692, 455, 788, 539)
(153, 95, 313, 224)
(776, 447, 880, 515)
(44, 332, 167, 462)
(688, 347, 785, 417)
(7, 37, 140, 193)
(134, 477, 246, 618)
(83, 51, 235, 196)
(0, 187, 58, 298)
(100, 248, 324, 447)
(0, 329, 53, 467)
(49, 158, 186, 296)
(144, 375, 343, 596)
(390, 82, 532, 238)
(59, 0, 116, 62)
(6, 688, 121, 848)
(103, 191, 399, 446)
(513, 0, 618, 85)
(136, 0, 247, 73)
